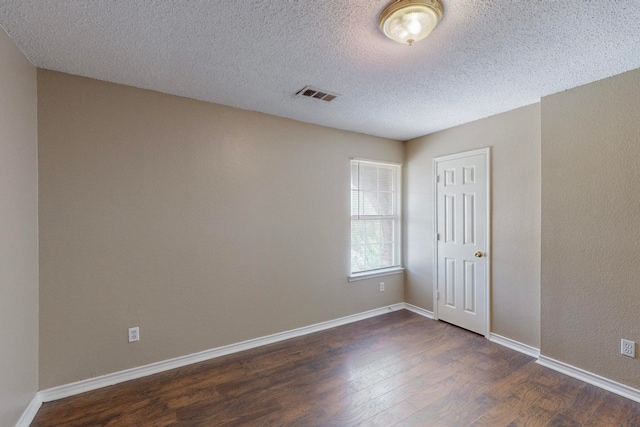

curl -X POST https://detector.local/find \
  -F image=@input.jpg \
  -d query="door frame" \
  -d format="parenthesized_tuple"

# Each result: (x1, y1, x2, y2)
(432, 147, 491, 338)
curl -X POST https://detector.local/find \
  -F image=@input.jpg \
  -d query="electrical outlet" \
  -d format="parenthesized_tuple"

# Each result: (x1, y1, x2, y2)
(128, 327, 140, 343)
(380, 282, 385, 292)
(621, 339, 635, 358)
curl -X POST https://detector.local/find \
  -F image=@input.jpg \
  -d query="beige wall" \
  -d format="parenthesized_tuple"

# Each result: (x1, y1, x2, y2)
(404, 104, 541, 348)
(37, 70, 404, 388)
(541, 68, 640, 387)
(0, 29, 39, 426)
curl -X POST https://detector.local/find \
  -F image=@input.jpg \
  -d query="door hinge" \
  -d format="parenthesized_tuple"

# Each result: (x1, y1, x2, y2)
(437, 291, 440, 300)
(436, 175, 441, 183)
(437, 233, 440, 241)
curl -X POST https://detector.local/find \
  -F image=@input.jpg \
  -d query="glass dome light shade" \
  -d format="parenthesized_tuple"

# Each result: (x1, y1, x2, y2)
(379, 0, 443, 46)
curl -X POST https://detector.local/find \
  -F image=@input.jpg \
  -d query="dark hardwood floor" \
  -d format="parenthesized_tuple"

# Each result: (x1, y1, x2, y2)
(32, 309, 640, 426)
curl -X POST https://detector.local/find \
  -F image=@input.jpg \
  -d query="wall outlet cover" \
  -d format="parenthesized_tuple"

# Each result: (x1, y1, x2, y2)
(128, 327, 140, 343)
(621, 339, 635, 358)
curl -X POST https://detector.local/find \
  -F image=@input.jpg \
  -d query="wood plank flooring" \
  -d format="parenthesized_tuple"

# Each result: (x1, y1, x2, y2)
(31, 310, 640, 426)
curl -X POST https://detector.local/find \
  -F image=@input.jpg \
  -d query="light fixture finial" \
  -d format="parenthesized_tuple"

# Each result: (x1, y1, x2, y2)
(379, 0, 443, 46)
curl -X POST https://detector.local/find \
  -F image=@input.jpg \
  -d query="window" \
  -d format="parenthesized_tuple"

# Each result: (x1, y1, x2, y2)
(350, 159, 402, 276)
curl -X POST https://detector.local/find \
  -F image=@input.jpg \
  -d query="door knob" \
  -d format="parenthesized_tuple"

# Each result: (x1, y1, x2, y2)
(474, 251, 483, 257)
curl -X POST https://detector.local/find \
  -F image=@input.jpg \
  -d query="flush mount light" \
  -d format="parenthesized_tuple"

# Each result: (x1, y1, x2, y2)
(379, 0, 443, 46)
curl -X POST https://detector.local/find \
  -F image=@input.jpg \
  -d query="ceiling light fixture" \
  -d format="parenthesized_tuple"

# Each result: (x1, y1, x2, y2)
(379, 0, 443, 46)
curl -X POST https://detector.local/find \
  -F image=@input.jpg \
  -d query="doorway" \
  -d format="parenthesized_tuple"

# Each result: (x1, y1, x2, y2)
(433, 148, 490, 336)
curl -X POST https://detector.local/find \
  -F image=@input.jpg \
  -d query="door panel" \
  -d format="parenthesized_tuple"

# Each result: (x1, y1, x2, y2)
(463, 193, 475, 245)
(445, 257, 456, 307)
(463, 260, 476, 314)
(436, 149, 489, 335)
(444, 194, 455, 242)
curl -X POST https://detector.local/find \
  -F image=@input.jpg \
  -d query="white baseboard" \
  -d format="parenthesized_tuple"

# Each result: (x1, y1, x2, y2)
(489, 333, 540, 358)
(15, 393, 42, 427)
(488, 336, 640, 404)
(402, 303, 434, 319)
(537, 355, 640, 404)
(27, 305, 640, 414)
(39, 303, 406, 402)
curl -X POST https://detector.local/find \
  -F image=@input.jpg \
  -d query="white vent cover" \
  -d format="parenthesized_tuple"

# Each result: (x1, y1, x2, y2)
(296, 86, 340, 102)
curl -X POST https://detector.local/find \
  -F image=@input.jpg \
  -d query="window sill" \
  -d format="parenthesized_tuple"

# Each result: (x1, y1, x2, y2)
(348, 267, 405, 282)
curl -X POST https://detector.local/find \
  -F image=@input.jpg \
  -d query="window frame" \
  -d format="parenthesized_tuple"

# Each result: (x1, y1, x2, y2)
(349, 158, 404, 281)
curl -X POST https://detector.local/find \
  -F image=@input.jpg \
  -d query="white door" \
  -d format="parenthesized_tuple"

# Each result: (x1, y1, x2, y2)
(434, 148, 490, 336)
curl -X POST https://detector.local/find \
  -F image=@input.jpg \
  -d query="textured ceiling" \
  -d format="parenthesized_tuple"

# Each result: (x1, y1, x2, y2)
(1, 1, 640, 141)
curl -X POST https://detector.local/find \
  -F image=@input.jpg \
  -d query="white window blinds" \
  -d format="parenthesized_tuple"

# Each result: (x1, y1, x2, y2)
(350, 160, 402, 274)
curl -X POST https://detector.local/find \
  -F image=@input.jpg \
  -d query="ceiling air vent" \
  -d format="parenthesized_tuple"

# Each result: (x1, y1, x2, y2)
(296, 86, 340, 102)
